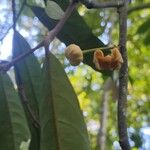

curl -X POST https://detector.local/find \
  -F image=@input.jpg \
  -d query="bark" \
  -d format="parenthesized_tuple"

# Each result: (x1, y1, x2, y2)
(118, 0, 131, 149)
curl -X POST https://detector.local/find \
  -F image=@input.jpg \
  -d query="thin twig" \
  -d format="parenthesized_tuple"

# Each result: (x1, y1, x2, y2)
(117, 1, 130, 150)
(128, 2, 150, 14)
(0, 0, 26, 41)
(82, 45, 115, 54)
(0, 41, 43, 72)
(80, 0, 124, 9)
(12, 0, 16, 31)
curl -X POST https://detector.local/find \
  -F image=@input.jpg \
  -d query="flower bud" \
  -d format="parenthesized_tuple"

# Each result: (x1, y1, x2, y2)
(65, 44, 83, 66)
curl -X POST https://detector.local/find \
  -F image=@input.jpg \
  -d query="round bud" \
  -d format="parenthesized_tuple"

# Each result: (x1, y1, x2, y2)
(65, 44, 83, 66)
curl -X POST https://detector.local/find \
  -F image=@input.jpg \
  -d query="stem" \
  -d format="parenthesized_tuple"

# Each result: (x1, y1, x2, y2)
(118, 1, 130, 150)
(0, 41, 43, 72)
(80, 0, 124, 9)
(0, 0, 78, 72)
(128, 2, 150, 14)
(44, 0, 78, 48)
(82, 46, 115, 54)
(12, 0, 16, 31)
(0, 0, 26, 41)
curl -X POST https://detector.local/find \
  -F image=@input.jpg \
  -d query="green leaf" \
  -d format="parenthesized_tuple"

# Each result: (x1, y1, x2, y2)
(45, 1, 64, 20)
(137, 19, 150, 33)
(12, 31, 42, 150)
(40, 53, 91, 150)
(0, 72, 30, 150)
(31, 5, 112, 76)
(143, 31, 150, 45)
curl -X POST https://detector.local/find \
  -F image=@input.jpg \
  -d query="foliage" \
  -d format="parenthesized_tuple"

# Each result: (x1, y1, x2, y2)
(13, 31, 42, 150)
(0, 72, 30, 150)
(0, 0, 150, 150)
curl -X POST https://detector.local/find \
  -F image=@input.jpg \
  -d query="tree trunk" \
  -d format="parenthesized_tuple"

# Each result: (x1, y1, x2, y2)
(98, 78, 113, 150)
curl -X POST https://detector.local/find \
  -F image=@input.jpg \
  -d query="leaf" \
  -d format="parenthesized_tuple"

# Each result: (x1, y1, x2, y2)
(40, 53, 91, 150)
(137, 19, 150, 34)
(0, 72, 30, 150)
(143, 31, 150, 45)
(45, 1, 64, 20)
(12, 31, 42, 150)
(31, 5, 112, 76)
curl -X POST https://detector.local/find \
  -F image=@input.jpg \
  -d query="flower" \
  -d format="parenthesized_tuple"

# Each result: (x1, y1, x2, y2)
(93, 47, 123, 70)
(65, 44, 83, 66)
(111, 47, 124, 70)
(93, 50, 112, 70)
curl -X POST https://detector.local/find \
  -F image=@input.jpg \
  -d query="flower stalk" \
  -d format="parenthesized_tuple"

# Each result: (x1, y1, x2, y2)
(82, 45, 116, 54)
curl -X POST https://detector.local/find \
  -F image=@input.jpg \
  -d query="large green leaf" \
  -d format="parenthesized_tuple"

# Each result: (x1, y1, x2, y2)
(0, 72, 30, 150)
(40, 53, 91, 150)
(31, 3, 111, 75)
(12, 31, 42, 150)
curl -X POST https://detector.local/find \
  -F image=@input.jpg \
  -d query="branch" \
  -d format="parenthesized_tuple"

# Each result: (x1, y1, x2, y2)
(128, 2, 150, 14)
(0, 41, 43, 72)
(79, 0, 124, 9)
(82, 45, 115, 54)
(0, 0, 78, 72)
(0, 0, 26, 41)
(12, 0, 17, 31)
(43, 0, 77, 55)
(117, 1, 130, 150)
(43, 0, 78, 48)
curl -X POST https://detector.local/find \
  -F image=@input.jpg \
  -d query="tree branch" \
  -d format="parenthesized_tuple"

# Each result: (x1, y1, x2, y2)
(0, 41, 43, 72)
(128, 2, 150, 14)
(43, 0, 78, 49)
(117, 1, 130, 150)
(80, 0, 124, 9)
(0, 0, 78, 72)
(0, 0, 26, 41)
